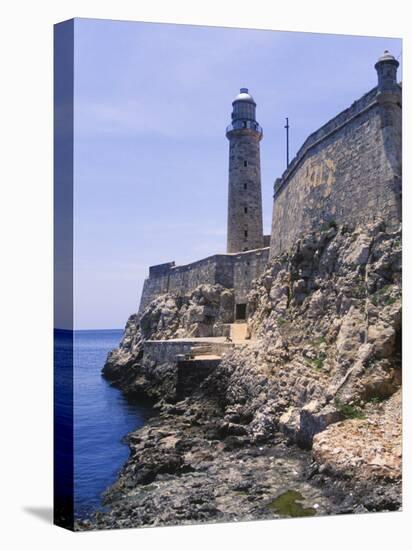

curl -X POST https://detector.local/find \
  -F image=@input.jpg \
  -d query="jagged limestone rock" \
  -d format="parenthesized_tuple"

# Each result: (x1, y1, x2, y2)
(91, 222, 401, 530)
(102, 284, 234, 392)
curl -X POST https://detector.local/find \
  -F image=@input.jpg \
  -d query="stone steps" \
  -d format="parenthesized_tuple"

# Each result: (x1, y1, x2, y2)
(230, 323, 248, 341)
(190, 343, 214, 356)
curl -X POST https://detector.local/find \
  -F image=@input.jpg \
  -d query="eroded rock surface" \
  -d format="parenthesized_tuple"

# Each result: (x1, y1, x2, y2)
(102, 283, 234, 396)
(313, 389, 401, 482)
(81, 222, 402, 530)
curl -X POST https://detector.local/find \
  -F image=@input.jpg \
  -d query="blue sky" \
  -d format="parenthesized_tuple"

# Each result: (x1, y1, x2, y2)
(73, 18, 401, 329)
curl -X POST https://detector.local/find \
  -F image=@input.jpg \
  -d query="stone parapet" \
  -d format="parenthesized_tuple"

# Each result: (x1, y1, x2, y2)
(138, 248, 270, 317)
(270, 85, 401, 258)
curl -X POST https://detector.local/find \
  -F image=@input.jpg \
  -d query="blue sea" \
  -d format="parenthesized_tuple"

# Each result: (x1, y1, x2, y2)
(54, 329, 153, 520)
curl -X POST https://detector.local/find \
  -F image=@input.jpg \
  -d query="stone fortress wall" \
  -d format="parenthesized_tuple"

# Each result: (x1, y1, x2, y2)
(138, 53, 401, 320)
(138, 247, 269, 318)
(270, 62, 402, 258)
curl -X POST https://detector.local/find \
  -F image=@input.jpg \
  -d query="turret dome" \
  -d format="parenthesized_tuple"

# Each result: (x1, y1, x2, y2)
(374, 50, 400, 93)
(376, 50, 397, 64)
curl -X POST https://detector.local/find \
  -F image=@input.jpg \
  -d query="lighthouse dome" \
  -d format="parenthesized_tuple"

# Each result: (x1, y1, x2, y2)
(233, 88, 256, 104)
(228, 87, 261, 129)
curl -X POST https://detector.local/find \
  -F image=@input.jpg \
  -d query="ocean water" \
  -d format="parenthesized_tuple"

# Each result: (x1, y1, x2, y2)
(71, 329, 153, 519)
(54, 329, 74, 526)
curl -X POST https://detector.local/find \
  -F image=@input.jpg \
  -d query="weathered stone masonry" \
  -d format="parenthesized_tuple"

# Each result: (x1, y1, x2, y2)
(138, 53, 401, 321)
(226, 88, 264, 253)
(270, 52, 401, 258)
(139, 248, 269, 319)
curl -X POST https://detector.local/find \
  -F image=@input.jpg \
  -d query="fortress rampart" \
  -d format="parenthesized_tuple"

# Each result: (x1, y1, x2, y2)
(270, 82, 401, 257)
(138, 247, 269, 318)
(137, 52, 401, 321)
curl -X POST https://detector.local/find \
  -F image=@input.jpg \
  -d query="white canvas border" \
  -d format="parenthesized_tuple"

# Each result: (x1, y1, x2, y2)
(0, 0, 410, 548)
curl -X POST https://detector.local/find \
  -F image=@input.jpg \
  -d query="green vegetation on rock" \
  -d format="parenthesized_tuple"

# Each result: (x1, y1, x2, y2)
(305, 351, 327, 372)
(370, 284, 396, 307)
(320, 219, 337, 232)
(334, 398, 366, 420)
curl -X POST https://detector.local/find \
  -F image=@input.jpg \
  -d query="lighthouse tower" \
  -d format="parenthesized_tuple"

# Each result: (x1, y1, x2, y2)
(226, 88, 264, 253)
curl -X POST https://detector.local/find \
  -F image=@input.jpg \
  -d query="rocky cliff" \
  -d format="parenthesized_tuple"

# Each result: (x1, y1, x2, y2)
(80, 220, 401, 530)
(102, 283, 234, 401)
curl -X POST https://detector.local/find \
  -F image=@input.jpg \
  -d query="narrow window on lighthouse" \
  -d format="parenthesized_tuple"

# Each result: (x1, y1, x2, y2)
(244, 206, 248, 214)
(244, 230, 248, 238)
(244, 160, 248, 167)
(244, 183, 247, 190)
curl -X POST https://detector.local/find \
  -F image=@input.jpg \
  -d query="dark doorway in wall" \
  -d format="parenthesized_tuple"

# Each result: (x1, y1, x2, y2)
(235, 303, 247, 320)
